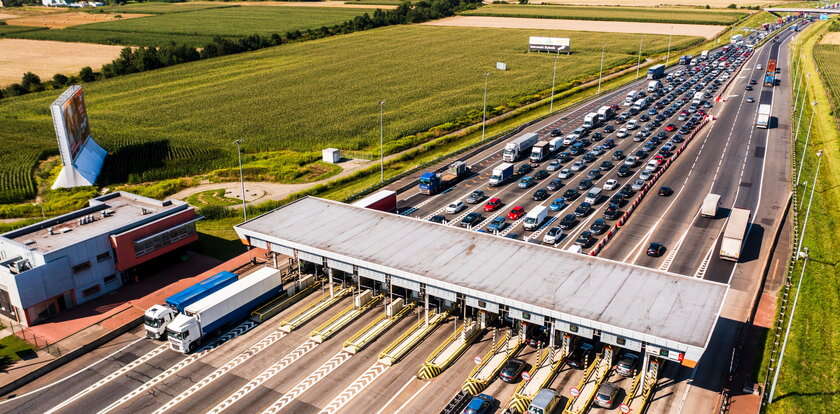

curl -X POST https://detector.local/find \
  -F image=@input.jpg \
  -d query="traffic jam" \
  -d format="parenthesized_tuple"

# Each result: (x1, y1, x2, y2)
(406, 44, 755, 258)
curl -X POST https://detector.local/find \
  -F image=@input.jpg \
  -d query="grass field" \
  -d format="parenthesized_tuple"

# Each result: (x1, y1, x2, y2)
(0, 335, 36, 365)
(10, 5, 375, 47)
(102, 2, 237, 14)
(0, 25, 44, 35)
(760, 21, 840, 414)
(0, 25, 699, 203)
(461, 4, 747, 25)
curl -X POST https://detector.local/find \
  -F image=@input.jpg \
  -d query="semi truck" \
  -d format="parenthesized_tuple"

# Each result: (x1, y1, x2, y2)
(523, 206, 548, 231)
(647, 64, 665, 80)
(647, 80, 660, 93)
(548, 137, 563, 153)
(583, 112, 599, 129)
(720, 208, 751, 261)
(418, 161, 468, 195)
(144, 271, 238, 339)
(765, 59, 777, 87)
(503, 132, 539, 162)
(700, 193, 721, 218)
(167, 267, 284, 353)
(352, 190, 397, 212)
(530, 141, 551, 163)
(679, 55, 693, 65)
(489, 163, 514, 186)
(596, 105, 614, 122)
(730, 34, 743, 44)
(756, 104, 771, 128)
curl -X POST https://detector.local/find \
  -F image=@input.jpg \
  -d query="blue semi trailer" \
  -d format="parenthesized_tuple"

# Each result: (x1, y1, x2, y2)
(144, 271, 238, 339)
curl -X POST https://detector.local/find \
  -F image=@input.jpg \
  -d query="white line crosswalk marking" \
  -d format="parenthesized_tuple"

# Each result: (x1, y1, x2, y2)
(318, 362, 388, 414)
(260, 351, 353, 414)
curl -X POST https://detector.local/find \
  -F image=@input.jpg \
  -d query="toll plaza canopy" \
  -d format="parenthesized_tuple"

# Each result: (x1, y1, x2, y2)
(235, 197, 728, 365)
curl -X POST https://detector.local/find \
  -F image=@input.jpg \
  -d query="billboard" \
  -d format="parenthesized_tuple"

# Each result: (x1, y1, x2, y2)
(51, 85, 91, 166)
(529, 36, 571, 53)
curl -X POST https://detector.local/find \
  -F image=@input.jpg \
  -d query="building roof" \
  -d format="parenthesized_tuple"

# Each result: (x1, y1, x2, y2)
(236, 197, 727, 349)
(3, 192, 186, 254)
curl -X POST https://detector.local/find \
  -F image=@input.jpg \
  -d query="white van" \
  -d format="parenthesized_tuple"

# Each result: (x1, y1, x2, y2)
(585, 187, 602, 204)
(523, 206, 548, 231)
(626, 119, 639, 130)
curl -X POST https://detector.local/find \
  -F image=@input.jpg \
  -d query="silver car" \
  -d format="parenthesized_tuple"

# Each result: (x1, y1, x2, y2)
(631, 178, 646, 191)
(558, 168, 574, 179)
(570, 161, 585, 172)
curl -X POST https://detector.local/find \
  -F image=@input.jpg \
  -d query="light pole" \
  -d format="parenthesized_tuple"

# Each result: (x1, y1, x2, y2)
(597, 45, 605, 95)
(796, 150, 823, 258)
(549, 51, 559, 114)
(795, 111, 815, 186)
(379, 100, 385, 183)
(793, 74, 808, 138)
(233, 139, 247, 221)
(636, 36, 643, 80)
(665, 28, 673, 64)
(768, 247, 809, 404)
(482, 72, 490, 141)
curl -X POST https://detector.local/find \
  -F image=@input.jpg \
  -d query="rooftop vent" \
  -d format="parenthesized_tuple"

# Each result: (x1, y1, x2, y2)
(101, 209, 115, 218)
(59, 227, 72, 234)
(23, 239, 36, 246)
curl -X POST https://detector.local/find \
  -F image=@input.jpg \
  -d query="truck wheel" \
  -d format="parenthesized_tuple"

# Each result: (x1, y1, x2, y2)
(188, 342, 196, 353)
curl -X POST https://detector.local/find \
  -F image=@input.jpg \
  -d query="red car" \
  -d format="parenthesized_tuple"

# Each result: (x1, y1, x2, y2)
(484, 197, 502, 212)
(507, 206, 525, 220)
(664, 124, 676, 132)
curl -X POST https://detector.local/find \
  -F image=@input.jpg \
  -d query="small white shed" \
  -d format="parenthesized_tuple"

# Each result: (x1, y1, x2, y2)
(322, 148, 340, 164)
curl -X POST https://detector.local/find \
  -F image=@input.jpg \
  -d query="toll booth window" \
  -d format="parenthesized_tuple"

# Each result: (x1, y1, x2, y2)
(659, 349, 669, 357)
(522, 312, 532, 321)
(617, 337, 626, 345)
(478, 300, 487, 308)
(569, 325, 579, 333)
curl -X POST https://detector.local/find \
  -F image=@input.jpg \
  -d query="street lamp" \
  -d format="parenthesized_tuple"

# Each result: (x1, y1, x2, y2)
(379, 100, 385, 183)
(636, 36, 644, 80)
(482, 72, 490, 141)
(665, 28, 673, 64)
(549, 51, 559, 114)
(233, 139, 247, 221)
(597, 46, 605, 95)
(795, 105, 816, 186)
(796, 150, 823, 258)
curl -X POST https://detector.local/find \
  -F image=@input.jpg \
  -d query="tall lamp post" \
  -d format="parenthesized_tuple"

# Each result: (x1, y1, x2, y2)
(379, 100, 385, 183)
(233, 139, 247, 221)
(597, 46, 606, 95)
(482, 72, 490, 141)
(549, 51, 559, 114)
(636, 36, 644, 80)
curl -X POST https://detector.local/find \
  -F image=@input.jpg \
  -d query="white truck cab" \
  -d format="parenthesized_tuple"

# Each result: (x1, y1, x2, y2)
(167, 314, 200, 353)
(144, 305, 178, 339)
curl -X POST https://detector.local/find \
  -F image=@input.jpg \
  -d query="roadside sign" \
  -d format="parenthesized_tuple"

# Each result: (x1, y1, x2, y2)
(619, 403, 631, 413)
(474, 356, 482, 364)
(570, 387, 580, 397)
(521, 371, 531, 381)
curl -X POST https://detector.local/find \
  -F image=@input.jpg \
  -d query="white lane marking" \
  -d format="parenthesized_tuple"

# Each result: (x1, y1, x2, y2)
(372, 377, 417, 414)
(97, 320, 256, 414)
(318, 362, 389, 414)
(206, 340, 319, 414)
(152, 330, 287, 414)
(394, 380, 432, 414)
(260, 351, 353, 414)
(0, 337, 145, 406)
(44, 344, 169, 414)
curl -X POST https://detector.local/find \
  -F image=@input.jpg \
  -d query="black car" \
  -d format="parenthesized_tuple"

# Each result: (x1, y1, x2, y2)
(557, 152, 572, 163)
(575, 230, 595, 247)
(574, 202, 592, 217)
(428, 215, 446, 224)
(603, 138, 616, 149)
(639, 114, 650, 122)
(559, 214, 577, 230)
(586, 169, 602, 179)
(603, 207, 623, 220)
(647, 242, 666, 257)
(612, 150, 625, 160)
(577, 179, 594, 191)
(534, 169, 549, 180)
(590, 218, 608, 235)
(550, 128, 563, 137)
(599, 161, 614, 171)
(547, 178, 564, 191)
(569, 146, 584, 156)
(499, 358, 528, 383)
(619, 185, 635, 198)
(616, 165, 633, 177)
(592, 132, 604, 141)
(517, 164, 533, 176)
(459, 212, 483, 228)
(533, 189, 549, 201)
(603, 125, 615, 133)
(658, 186, 674, 196)
(567, 341, 597, 369)
(616, 352, 640, 377)
(582, 153, 597, 163)
(563, 189, 581, 201)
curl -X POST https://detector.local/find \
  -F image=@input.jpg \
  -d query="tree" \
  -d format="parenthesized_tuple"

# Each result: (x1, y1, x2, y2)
(21, 72, 43, 92)
(79, 66, 96, 82)
(4, 83, 27, 97)
(726, 3, 736, 8)
(52, 73, 69, 88)
(519, 0, 528, 4)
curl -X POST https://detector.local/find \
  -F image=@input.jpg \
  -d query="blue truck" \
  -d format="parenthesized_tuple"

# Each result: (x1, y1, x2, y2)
(167, 267, 283, 353)
(647, 64, 665, 80)
(143, 271, 238, 339)
(418, 161, 469, 195)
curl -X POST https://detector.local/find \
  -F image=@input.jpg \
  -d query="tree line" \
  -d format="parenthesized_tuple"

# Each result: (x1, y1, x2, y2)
(0, 0, 481, 100)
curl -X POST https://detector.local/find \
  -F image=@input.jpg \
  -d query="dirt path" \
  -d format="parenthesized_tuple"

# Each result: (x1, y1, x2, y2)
(0, 39, 125, 86)
(423, 15, 724, 39)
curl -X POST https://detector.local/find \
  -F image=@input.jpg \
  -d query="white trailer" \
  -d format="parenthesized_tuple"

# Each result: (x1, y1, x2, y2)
(596, 105, 613, 121)
(700, 193, 721, 218)
(583, 112, 599, 129)
(756, 104, 771, 128)
(720, 208, 751, 261)
(503, 132, 539, 162)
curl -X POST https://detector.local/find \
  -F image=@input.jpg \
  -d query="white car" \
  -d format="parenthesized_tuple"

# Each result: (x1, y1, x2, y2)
(755, 64, 762, 70)
(626, 120, 639, 130)
(543, 227, 563, 244)
(624, 156, 639, 167)
(446, 201, 466, 214)
(570, 161, 585, 172)
(616, 128, 628, 138)
(559, 168, 574, 179)
(603, 179, 619, 191)
(640, 170, 653, 181)
(644, 159, 660, 172)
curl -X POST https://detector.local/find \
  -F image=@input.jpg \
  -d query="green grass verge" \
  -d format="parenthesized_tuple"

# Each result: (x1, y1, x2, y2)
(195, 216, 247, 261)
(461, 4, 747, 25)
(99, 2, 237, 14)
(759, 20, 840, 414)
(185, 189, 241, 209)
(10, 28, 221, 47)
(0, 25, 698, 203)
(0, 25, 46, 36)
(0, 335, 36, 364)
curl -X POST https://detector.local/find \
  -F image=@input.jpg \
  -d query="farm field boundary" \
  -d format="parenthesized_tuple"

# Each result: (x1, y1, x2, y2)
(461, 4, 748, 25)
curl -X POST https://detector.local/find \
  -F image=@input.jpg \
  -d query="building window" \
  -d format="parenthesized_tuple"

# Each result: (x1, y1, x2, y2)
(522, 312, 532, 321)
(659, 349, 670, 357)
(617, 337, 626, 345)
(104, 274, 117, 284)
(82, 285, 101, 297)
(569, 324, 579, 333)
(72, 261, 91, 273)
(97, 252, 111, 262)
(134, 222, 196, 258)
(478, 300, 487, 308)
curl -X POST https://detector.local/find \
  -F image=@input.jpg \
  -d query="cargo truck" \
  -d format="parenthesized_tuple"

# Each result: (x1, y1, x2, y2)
(679, 55, 693, 65)
(144, 271, 238, 339)
(730, 34, 743, 44)
(647, 64, 665, 80)
(523, 205, 548, 231)
(418, 161, 468, 195)
(647, 80, 660, 93)
(700, 193, 721, 218)
(167, 267, 284, 353)
(720, 208, 751, 261)
(489, 163, 514, 186)
(765, 59, 777, 87)
(530, 141, 551, 163)
(756, 104, 771, 128)
(503, 132, 539, 162)
(583, 112, 599, 129)
(596, 105, 613, 122)
(548, 137, 563, 153)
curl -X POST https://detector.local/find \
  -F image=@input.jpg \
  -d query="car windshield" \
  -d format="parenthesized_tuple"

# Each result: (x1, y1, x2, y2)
(166, 328, 187, 340)
(144, 316, 163, 328)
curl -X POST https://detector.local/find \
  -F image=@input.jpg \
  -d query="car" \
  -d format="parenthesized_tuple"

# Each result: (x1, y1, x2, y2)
(746, 96, 755, 103)
(603, 179, 619, 191)
(594, 383, 619, 409)
(534, 170, 549, 180)
(563, 189, 581, 201)
(549, 198, 567, 212)
(756, 64, 762, 70)
(619, 185, 635, 198)
(463, 394, 494, 414)
(569, 146, 584, 156)
(616, 128, 628, 138)
(577, 179, 593, 191)
(558, 168, 575, 180)
(749, 79, 757, 85)
(546, 178, 564, 192)
(428, 215, 446, 224)
(459, 212, 483, 228)
(586, 169, 602, 179)
(499, 358, 529, 383)
(603, 206, 623, 220)
(533, 189, 549, 201)
(507, 206, 525, 220)
(487, 216, 507, 232)
(505, 233, 520, 240)
(517, 164, 532, 176)
(575, 230, 595, 247)
(664, 123, 677, 132)
(639, 170, 653, 181)
(483, 197, 502, 212)
(631, 179, 646, 192)
(616, 352, 640, 377)
(570, 161, 585, 172)
(658, 186, 673, 196)
(591, 132, 604, 141)
(626, 120, 638, 130)
(582, 153, 597, 163)
(616, 165, 633, 177)
(647, 242, 666, 257)
(574, 202, 592, 217)
(624, 156, 639, 167)
(572, 126, 588, 137)
(559, 213, 577, 230)
(519, 176, 534, 189)
(557, 152, 572, 163)
(550, 128, 563, 137)
(745, 85, 753, 91)
(446, 201, 466, 214)
(603, 138, 616, 149)
(567, 341, 596, 369)
(546, 160, 561, 172)
(590, 218, 608, 235)
(612, 150, 625, 160)
(603, 124, 615, 133)
(599, 161, 614, 171)
(639, 114, 650, 122)
(591, 146, 606, 156)
(465, 190, 486, 204)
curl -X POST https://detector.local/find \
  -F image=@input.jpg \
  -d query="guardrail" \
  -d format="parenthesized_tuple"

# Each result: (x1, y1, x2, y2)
(278, 286, 352, 333)
(462, 330, 523, 396)
(309, 291, 383, 343)
(417, 319, 481, 380)
(507, 347, 567, 413)
(629, 359, 661, 413)
(564, 346, 613, 414)
(378, 310, 448, 366)
(343, 301, 416, 354)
